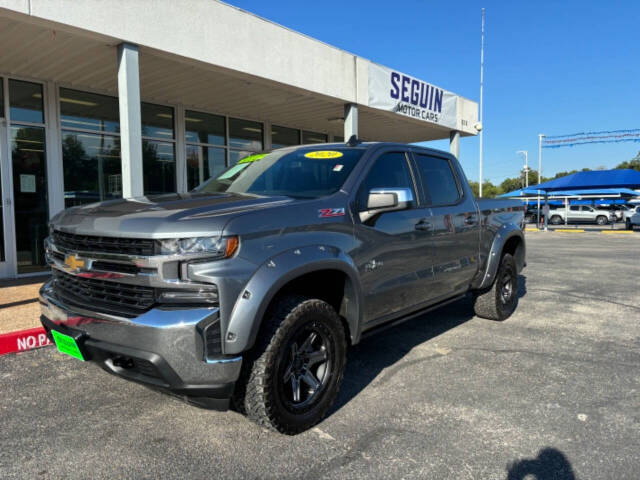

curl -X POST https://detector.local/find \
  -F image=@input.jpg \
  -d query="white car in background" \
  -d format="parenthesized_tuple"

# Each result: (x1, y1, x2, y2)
(548, 205, 612, 225)
(625, 205, 640, 230)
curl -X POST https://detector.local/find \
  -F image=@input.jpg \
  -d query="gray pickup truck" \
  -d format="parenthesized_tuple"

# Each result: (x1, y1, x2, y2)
(40, 141, 525, 434)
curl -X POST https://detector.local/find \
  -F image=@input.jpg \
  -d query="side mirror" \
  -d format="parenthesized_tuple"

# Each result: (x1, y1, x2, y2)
(359, 188, 414, 223)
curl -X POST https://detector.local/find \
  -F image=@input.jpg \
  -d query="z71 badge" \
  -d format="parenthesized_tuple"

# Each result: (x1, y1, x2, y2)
(318, 208, 345, 218)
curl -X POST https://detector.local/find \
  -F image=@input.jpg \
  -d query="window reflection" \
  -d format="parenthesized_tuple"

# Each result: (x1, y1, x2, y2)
(9, 80, 44, 124)
(10, 126, 48, 273)
(229, 118, 263, 150)
(143, 140, 176, 195)
(60, 88, 120, 133)
(62, 131, 122, 207)
(302, 130, 328, 144)
(142, 103, 174, 139)
(185, 110, 225, 145)
(186, 145, 226, 190)
(272, 125, 300, 149)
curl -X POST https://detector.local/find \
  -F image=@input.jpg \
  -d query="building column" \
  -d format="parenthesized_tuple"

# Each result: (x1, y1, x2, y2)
(263, 120, 272, 151)
(449, 130, 460, 159)
(117, 43, 144, 198)
(175, 104, 187, 193)
(45, 81, 65, 217)
(344, 103, 358, 140)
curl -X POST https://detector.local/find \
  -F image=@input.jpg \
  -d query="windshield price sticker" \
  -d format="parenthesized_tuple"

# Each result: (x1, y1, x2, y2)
(305, 151, 343, 159)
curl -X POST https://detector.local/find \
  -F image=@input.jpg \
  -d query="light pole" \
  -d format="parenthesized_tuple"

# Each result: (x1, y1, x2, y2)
(537, 134, 545, 228)
(517, 150, 529, 188)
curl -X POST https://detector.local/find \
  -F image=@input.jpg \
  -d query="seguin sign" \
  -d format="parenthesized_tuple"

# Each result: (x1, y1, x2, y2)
(368, 63, 458, 129)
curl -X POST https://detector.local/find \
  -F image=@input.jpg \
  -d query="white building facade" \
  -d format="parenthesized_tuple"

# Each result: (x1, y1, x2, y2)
(0, 0, 477, 278)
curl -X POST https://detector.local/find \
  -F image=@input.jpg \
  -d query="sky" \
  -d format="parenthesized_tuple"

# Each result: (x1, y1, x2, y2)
(225, 0, 640, 186)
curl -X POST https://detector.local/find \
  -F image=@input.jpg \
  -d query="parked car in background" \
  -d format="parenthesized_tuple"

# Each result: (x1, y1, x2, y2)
(548, 205, 611, 225)
(625, 205, 640, 230)
(524, 204, 539, 224)
(598, 204, 625, 221)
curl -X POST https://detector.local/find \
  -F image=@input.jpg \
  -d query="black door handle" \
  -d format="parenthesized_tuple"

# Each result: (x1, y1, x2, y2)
(464, 216, 477, 225)
(415, 219, 432, 231)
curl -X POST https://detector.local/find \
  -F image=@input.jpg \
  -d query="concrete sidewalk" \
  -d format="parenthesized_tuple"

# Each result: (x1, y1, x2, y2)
(0, 275, 49, 335)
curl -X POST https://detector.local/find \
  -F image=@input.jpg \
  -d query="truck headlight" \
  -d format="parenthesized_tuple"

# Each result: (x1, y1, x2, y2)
(156, 236, 239, 258)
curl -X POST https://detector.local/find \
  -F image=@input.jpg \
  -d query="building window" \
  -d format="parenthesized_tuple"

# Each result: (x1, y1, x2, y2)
(9, 79, 45, 124)
(60, 88, 122, 208)
(272, 125, 300, 149)
(9, 80, 48, 273)
(185, 110, 226, 190)
(60, 89, 120, 133)
(61, 132, 122, 207)
(302, 130, 328, 144)
(142, 102, 176, 194)
(229, 117, 263, 164)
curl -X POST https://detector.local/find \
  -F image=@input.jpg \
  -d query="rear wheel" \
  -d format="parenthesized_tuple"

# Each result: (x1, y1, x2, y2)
(550, 215, 562, 225)
(233, 295, 347, 434)
(473, 253, 518, 321)
(596, 215, 608, 225)
(626, 219, 632, 230)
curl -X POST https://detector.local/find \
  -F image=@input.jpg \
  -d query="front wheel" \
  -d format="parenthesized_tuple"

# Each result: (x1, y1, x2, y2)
(550, 215, 563, 225)
(473, 253, 519, 321)
(596, 215, 608, 225)
(234, 295, 347, 434)
(626, 219, 633, 230)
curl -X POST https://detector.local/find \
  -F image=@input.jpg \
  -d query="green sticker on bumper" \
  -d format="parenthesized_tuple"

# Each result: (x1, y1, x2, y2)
(51, 330, 85, 361)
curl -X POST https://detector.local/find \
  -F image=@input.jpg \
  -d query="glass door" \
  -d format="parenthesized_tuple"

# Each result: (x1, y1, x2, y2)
(7, 79, 49, 274)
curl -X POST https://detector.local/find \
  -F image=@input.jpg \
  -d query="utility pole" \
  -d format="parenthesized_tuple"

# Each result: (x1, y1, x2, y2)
(517, 150, 529, 188)
(478, 8, 485, 198)
(538, 134, 546, 230)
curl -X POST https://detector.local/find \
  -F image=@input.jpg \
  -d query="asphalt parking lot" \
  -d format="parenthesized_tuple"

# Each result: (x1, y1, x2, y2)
(1, 232, 639, 479)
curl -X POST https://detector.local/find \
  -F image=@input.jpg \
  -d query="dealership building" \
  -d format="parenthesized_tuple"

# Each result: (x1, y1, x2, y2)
(0, 0, 477, 278)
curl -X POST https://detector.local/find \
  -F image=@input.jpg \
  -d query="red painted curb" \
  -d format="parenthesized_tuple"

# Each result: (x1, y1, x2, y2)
(0, 327, 52, 356)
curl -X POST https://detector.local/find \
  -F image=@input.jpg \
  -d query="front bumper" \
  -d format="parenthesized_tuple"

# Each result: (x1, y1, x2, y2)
(39, 281, 242, 410)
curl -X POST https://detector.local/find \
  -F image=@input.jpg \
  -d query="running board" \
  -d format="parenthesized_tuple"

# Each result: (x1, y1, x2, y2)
(361, 294, 467, 340)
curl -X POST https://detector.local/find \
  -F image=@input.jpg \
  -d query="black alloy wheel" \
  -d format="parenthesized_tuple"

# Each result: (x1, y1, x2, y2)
(278, 325, 332, 411)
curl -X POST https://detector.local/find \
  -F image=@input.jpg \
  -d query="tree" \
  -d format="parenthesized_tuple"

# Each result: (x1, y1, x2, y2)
(616, 152, 640, 171)
(470, 180, 500, 198)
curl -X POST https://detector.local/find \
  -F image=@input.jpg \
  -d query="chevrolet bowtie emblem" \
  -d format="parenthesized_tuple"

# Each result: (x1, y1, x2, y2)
(64, 254, 85, 271)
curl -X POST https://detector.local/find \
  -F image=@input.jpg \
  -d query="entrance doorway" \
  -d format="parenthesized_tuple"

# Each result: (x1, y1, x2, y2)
(0, 77, 50, 277)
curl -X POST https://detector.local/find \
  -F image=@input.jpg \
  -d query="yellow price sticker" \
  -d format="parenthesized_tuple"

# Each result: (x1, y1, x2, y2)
(304, 151, 344, 159)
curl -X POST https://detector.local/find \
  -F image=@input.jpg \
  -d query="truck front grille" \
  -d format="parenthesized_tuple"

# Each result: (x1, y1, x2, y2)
(52, 230, 155, 256)
(52, 269, 155, 318)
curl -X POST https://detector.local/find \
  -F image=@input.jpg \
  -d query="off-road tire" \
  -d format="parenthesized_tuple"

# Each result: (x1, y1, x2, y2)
(596, 215, 608, 225)
(473, 253, 518, 321)
(232, 295, 347, 434)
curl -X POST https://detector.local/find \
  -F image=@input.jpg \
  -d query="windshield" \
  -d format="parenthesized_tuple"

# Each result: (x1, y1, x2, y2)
(195, 148, 365, 198)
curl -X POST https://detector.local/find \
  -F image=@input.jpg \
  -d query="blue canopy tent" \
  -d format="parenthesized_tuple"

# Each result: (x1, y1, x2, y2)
(499, 187, 640, 199)
(528, 169, 640, 192)
(498, 171, 640, 228)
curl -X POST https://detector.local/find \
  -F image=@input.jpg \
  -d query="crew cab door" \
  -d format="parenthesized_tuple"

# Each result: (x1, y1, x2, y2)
(410, 151, 480, 301)
(352, 150, 433, 323)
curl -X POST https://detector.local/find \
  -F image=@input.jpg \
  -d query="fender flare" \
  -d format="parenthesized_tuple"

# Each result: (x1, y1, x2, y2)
(224, 245, 363, 355)
(473, 224, 525, 291)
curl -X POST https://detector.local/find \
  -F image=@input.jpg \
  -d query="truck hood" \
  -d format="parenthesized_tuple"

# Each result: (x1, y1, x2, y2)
(51, 192, 294, 238)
